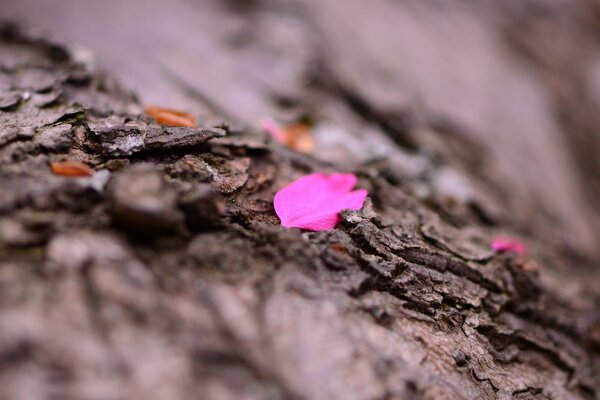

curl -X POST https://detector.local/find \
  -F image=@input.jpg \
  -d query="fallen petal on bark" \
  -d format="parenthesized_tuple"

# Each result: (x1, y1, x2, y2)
(492, 237, 528, 256)
(274, 173, 367, 231)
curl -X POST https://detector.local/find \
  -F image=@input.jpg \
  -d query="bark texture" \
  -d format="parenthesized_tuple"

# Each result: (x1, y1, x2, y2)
(1, 1, 600, 399)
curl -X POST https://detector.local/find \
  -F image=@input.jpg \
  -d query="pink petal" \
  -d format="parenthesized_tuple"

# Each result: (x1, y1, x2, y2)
(274, 173, 368, 231)
(260, 117, 287, 144)
(491, 238, 528, 256)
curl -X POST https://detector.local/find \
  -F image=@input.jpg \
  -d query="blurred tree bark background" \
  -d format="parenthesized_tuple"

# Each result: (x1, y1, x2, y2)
(0, 0, 599, 398)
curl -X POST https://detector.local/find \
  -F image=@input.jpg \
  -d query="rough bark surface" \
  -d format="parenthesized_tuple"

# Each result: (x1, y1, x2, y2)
(0, 2, 600, 399)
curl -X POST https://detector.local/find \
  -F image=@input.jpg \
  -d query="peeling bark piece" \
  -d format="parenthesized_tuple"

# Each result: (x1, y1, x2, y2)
(144, 126, 225, 150)
(0, 104, 82, 150)
(88, 122, 146, 156)
(0, 90, 23, 110)
(35, 124, 73, 151)
(210, 135, 269, 150)
(89, 121, 225, 155)
(31, 89, 62, 108)
(202, 154, 250, 193)
(109, 164, 183, 234)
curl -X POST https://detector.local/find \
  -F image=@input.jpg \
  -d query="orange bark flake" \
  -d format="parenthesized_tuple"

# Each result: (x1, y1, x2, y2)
(50, 161, 94, 177)
(145, 105, 196, 127)
(284, 124, 315, 154)
(261, 118, 315, 154)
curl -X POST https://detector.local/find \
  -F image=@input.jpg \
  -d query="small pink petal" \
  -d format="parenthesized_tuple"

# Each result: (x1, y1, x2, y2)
(274, 173, 368, 231)
(260, 117, 287, 144)
(491, 238, 528, 256)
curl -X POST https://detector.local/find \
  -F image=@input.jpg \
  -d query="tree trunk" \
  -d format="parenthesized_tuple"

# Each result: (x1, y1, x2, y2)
(0, 1, 599, 399)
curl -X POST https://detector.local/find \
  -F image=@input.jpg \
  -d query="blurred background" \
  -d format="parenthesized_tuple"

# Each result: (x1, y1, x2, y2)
(2, 0, 600, 262)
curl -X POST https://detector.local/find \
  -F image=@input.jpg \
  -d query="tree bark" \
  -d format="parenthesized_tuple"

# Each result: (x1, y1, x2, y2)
(0, 2, 599, 399)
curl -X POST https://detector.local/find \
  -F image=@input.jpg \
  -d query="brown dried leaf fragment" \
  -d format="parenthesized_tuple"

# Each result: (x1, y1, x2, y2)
(50, 160, 94, 177)
(145, 105, 196, 127)
(285, 124, 315, 153)
(262, 118, 315, 153)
